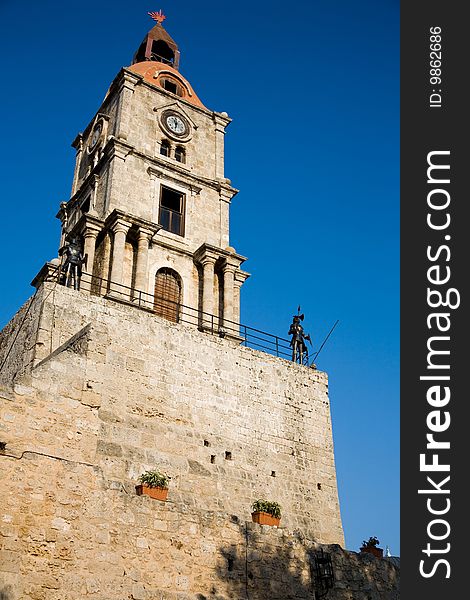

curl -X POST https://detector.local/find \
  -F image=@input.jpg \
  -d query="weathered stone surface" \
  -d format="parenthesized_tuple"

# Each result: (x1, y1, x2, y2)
(0, 32, 399, 594)
(1, 283, 344, 542)
(0, 284, 400, 599)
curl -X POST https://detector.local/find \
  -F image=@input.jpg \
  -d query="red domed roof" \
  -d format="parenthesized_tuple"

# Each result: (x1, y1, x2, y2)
(128, 61, 206, 109)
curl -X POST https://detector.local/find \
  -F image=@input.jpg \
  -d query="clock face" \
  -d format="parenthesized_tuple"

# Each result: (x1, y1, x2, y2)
(167, 115, 185, 134)
(161, 110, 189, 138)
(89, 122, 102, 151)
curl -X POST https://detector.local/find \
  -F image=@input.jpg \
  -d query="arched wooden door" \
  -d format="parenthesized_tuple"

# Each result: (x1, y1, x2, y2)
(154, 268, 181, 322)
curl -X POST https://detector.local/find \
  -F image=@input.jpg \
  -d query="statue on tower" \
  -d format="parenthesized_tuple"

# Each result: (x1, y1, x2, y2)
(59, 237, 86, 291)
(288, 308, 312, 365)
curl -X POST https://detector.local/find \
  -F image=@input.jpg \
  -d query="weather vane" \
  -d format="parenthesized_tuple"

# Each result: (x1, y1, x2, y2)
(148, 9, 167, 24)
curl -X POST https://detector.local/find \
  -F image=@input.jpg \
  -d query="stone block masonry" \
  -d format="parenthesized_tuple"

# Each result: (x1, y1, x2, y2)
(0, 443, 399, 600)
(0, 282, 400, 599)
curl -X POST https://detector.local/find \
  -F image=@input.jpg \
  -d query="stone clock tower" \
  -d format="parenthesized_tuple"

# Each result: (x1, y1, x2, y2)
(0, 15, 399, 600)
(52, 17, 249, 333)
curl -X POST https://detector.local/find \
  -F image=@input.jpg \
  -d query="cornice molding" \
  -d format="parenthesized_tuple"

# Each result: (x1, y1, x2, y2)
(194, 243, 247, 267)
(147, 166, 203, 195)
(104, 209, 162, 237)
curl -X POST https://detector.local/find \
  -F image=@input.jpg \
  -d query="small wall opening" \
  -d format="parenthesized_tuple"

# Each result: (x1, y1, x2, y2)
(160, 139, 171, 157)
(204, 440, 210, 447)
(225, 451, 232, 461)
(175, 146, 186, 163)
(163, 79, 178, 94)
(210, 455, 216, 464)
(161, 78, 184, 97)
(81, 196, 91, 214)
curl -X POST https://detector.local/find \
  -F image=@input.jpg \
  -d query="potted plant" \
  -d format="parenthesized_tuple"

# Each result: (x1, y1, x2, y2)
(135, 470, 170, 501)
(251, 500, 282, 526)
(360, 536, 383, 558)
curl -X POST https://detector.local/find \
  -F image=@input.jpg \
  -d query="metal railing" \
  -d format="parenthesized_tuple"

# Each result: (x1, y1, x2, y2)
(49, 268, 294, 363)
(149, 53, 174, 65)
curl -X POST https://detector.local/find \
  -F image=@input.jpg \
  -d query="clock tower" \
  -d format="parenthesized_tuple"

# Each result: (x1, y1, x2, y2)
(0, 14, 392, 600)
(54, 15, 249, 333)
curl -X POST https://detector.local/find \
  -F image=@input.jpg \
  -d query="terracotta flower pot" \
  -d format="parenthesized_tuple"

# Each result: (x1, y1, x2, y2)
(251, 511, 281, 527)
(360, 546, 383, 558)
(135, 484, 168, 501)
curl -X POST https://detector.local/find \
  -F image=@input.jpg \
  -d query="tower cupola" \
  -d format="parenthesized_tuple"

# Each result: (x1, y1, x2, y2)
(132, 10, 180, 69)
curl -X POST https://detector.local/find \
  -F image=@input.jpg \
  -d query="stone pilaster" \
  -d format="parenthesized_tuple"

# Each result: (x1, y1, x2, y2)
(102, 139, 132, 215)
(109, 219, 131, 294)
(134, 227, 153, 299)
(83, 224, 100, 279)
(222, 262, 236, 329)
(114, 71, 140, 142)
(234, 269, 250, 327)
(200, 256, 217, 329)
(194, 244, 222, 330)
(218, 185, 234, 249)
(195, 244, 249, 334)
(213, 112, 231, 180)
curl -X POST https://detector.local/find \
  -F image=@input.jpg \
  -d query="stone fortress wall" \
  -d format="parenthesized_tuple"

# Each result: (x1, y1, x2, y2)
(1, 283, 344, 542)
(0, 283, 398, 599)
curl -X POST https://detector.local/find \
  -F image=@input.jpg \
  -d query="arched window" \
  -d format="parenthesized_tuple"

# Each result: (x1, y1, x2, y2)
(160, 139, 171, 157)
(175, 146, 186, 164)
(154, 268, 181, 322)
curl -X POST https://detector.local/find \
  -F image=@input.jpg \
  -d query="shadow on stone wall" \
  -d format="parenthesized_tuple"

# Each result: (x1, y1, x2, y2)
(0, 586, 13, 600)
(209, 520, 399, 600)
(212, 521, 318, 600)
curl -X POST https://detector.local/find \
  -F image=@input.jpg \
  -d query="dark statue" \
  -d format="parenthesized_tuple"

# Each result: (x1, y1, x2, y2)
(59, 237, 86, 290)
(288, 310, 312, 365)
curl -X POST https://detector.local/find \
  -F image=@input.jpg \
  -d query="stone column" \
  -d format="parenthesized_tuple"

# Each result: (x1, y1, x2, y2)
(222, 263, 236, 332)
(201, 257, 216, 330)
(134, 227, 152, 304)
(109, 220, 130, 294)
(233, 277, 243, 327)
(233, 269, 250, 335)
(82, 225, 100, 293)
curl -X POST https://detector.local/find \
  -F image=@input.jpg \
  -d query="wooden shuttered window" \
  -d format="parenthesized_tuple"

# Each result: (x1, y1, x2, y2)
(154, 268, 181, 322)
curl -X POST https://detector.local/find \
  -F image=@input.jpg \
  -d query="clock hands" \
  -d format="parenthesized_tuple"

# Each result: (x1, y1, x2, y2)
(162, 111, 188, 137)
(167, 115, 185, 134)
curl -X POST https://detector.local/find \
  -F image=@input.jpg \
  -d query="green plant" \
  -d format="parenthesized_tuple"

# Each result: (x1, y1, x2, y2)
(362, 536, 380, 548)
(138, 470, 170, 489)
(251, 499, 281, 519)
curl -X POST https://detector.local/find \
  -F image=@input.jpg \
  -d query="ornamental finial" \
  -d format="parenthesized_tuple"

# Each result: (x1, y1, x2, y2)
(148, 9, 167, 24)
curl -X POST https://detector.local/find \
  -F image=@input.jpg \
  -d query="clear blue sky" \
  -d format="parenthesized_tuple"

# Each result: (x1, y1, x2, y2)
(0, 1, 399, 554)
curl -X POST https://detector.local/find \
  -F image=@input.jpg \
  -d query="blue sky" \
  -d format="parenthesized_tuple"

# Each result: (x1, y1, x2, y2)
(0, 1, 399, 553)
